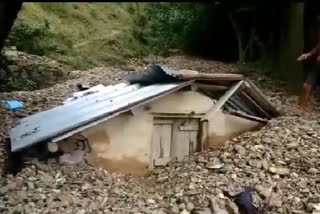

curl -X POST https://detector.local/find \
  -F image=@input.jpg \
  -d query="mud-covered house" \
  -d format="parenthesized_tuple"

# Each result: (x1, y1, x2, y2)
(10, 65, 278, 175)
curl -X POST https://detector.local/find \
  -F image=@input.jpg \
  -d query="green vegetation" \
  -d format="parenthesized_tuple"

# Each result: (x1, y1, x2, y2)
(7, 3, 149, 69)
(5, 2, 317, 93)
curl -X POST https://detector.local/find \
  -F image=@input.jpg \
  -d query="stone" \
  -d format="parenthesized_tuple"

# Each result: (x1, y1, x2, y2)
(6, 182, 17, 192)
(8, 65, 19, 73)
(186, 202, 194, 211)
(59, 150, 85, 165)
(179, 203, 186, 210)
(171, 204, 180, 214)
(192, 208, 212, 214)
(262, 137, 272, 144)
(27, 182, 35, 190)
(268, 166, 290, 175)
(180, 209, 190, 214)
(76, 209, 85, 214)
(234, 145, 246, 155)
(147, 199, 155, 204)
(286, 142, 299, 149)
(225, 199, 239, 214)
(269, 193, 283, 207)
(308, 168, 319, 174)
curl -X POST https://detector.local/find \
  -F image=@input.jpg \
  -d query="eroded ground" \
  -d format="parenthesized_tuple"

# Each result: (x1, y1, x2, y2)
(0, 54, 320, 214)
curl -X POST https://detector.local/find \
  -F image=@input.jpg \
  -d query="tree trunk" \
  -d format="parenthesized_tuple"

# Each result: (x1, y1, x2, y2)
(278, 2, 304, 94)
(228, 13, 244, 62)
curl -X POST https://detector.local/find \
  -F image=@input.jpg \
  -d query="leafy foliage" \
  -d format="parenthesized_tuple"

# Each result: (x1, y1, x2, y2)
(6, 20, 57, 56)
(145, 3, 208, 56)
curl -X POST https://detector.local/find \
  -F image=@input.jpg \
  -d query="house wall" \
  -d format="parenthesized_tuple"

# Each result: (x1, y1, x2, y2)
(58, 90, 214, 175)
(58, 89, 264, 175)
(205, 109, 263, 148)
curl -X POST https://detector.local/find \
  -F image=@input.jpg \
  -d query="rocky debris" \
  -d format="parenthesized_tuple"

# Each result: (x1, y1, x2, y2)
(59, 150, 86, 165)
(1, 53, 320, 213)
(0, 46, 71, 92)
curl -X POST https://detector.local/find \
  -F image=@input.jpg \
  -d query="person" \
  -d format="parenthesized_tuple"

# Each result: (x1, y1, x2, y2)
(297, 22, 320, 117)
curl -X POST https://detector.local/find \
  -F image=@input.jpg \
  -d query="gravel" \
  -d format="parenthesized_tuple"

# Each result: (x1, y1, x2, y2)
(1, 53, 320, 213)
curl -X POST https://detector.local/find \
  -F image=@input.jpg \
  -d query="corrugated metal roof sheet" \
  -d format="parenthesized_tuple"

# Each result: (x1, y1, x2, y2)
(10, 81, 193, 152)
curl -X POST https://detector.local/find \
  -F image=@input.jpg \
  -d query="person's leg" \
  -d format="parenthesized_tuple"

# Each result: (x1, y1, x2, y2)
(299, 71, 317, 116)
(299, 83, 315, 115)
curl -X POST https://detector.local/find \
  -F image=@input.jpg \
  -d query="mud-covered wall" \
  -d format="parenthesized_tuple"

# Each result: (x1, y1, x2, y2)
(59, 90, 213, 175)
(205, 109, 263, 148)
(58, 89, 264, 174)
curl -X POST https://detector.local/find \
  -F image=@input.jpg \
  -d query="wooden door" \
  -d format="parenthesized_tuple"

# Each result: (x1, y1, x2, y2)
(152, 120, 173, 166)
(171, 119, 199, 161)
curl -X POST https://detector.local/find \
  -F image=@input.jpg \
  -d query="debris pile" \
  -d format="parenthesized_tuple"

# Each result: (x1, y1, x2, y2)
(0, 46, 71, 92)
(1, 54, 320, 213)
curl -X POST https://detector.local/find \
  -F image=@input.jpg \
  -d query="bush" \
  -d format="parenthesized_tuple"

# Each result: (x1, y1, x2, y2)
(144, 3, 210, 56)
(6, 20, 58, 56)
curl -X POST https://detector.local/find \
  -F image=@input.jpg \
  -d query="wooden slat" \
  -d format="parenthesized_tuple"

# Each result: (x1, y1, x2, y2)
(202, 80, 244, 121)
(195, 83, 228, 91)
(176, 69, 244, 81)
(244, 80, 279, 117)
(160, 124, 172, 158)
(228, 110, 268, 123)
(153, 119, 174, 125)
(240, 92, 272, 119)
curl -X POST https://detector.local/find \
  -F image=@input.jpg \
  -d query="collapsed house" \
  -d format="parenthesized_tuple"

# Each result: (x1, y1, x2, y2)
(9, 65, 279, 175)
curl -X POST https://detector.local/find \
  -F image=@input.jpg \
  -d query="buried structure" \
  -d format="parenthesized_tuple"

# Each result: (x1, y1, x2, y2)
(9, 65, 279, 175)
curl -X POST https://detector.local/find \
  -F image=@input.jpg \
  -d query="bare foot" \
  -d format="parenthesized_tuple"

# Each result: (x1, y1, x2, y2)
(299, 109, 310, 119)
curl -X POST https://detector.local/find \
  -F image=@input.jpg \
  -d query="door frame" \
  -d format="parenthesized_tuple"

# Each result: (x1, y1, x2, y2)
(150, 115, 202, 168)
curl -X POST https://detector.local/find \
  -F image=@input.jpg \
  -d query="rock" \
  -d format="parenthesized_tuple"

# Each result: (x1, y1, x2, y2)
(171, 204, 180, 214)
(262, 137, 272, 144)
(27, 182, 35, 190)
(308, 168, 319, 174)
(256, 185, 272, 200)
(76, 209, 85, 214)
(186, 202, 194, 211)
(179, 203, 186, 210)
(209, 197, 228, 214)
(6, 182, 17, 192)
(191, 208, 212, 214)
(59, 150, 85, 165)
(269, 193, 283, 207)
(147, 199, 155, 204)
(225, 199, 239, 214)
(234, 145, 246, 155)
(268, 166, 290, 175)
(262, 159, 269, 170)
(286, 142, 299, 149)
(7, 65, 19, 73)
(180, 209, 189, 214)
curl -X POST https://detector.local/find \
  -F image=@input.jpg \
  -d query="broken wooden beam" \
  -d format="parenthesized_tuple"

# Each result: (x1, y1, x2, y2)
(195, 83, 228, 91)
(243, 80, 279, 117)
(202, 80, 245, 121)
(228, 110, 269, 123)
(240, 91, 272, 119)
(178, 69, 244, 81)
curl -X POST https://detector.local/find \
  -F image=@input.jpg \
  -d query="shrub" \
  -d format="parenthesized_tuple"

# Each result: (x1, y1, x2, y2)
(6, 20, 58, 56)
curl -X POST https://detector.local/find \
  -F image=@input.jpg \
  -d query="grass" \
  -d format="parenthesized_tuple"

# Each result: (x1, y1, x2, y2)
(9, 3, 150, 69)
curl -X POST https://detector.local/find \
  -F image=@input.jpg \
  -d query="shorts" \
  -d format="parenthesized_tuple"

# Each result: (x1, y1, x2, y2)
(305, 69, 320, 86)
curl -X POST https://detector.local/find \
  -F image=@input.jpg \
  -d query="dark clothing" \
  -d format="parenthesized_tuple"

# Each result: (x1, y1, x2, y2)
(308, 41, 320, 62)
(305, 69, 320, 86)
(304, 42, 320, 86)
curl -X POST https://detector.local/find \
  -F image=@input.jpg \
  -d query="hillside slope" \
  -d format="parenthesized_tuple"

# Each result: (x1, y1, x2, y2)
(6, 3, 149, 69)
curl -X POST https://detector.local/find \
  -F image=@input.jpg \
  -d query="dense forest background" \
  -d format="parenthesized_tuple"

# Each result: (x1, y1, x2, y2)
(3, 1, 320, 93)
